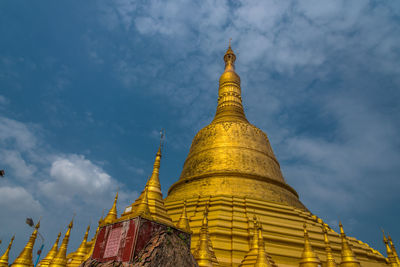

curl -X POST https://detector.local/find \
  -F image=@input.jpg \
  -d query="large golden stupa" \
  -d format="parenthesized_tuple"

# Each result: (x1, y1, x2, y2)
(163, 45, 388, 266)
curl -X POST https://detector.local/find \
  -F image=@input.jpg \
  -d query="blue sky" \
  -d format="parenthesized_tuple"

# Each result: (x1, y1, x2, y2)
(1, 0, 400, 261)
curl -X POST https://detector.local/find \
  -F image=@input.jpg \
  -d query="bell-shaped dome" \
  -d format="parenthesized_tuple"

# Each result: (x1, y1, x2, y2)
(166, 45, 305, 210)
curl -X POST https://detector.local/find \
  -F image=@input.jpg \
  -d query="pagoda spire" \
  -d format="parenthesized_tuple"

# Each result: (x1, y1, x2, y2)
(0, 235, 15, 267)
(388, 235, 400, 265)
(49, 219, 73, 267)
(193, 210, 217, 267)
(12, 221, 40, 267)
(176, 200, 191, 233)
(299, 223, 321, 267)
(67, 225, 90, 267)
(255, 222, 274, 267)
(83, 218, 102, 262)
(103, 192, 118, 225)
(322, 226, 337, 267)
(213, 42, 248, 123)
(130, 186, 152, 220)
(122, 143, 173, 225)
(37, 232, 61, 267)
(339, 222, 360, 267)
(383, 230, 399, 267)
(240, 215, 260, 266)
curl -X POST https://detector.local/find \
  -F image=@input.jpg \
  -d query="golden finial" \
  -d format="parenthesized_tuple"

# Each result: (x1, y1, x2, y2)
(193, 210, 215, 267)
(255, 223, 272, 267)
(49, 219, 73, 267)
(0, 235, 15, 267)
(322, 226, 337, 267)
(382, 229, 399, 266)
(38, 232, 61, 267)
(388, 235, 400, 265)
(103, 191, 118, 225)
(67, 225, 90, 267)
(176, 200, 191, 233)
(121, 143, 173, 225)
(338, 222, 360, 267)
(12, 221, 40, 267)
(299, 223, 321, 267)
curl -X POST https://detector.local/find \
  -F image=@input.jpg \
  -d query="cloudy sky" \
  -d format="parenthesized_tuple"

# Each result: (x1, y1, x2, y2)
(1, 0, 400, 261)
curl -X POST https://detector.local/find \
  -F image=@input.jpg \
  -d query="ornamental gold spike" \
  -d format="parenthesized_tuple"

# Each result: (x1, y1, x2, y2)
(103, 192, 118, 225)
(37, 232, 61, 267)
(193, 210, 216, 267)
(383, 230, 399, 267)
(121, 145, 173, 225)
(299, 223, 321, 267)
(0, 235, 15, 267)
(339, 222, 360, 267)
(67, 225, 90, 267)
(388, 235, 400, 265)
(213, 43, 248, 123)
(12, 221, 40, 267)
(49, 219, 73, 267)
(83, 220, 101, 262)
(255, 222, 273, 267)
(176, 200, 191, 233)
(240, 215, 260, 266)
(322, 226, 337, 267)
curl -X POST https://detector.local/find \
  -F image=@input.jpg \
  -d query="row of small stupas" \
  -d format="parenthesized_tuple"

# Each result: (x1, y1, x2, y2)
(1, 145, 400, 267)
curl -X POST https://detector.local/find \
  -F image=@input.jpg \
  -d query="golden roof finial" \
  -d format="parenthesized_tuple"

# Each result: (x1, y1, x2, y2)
(0, 235, 15, 267)
(12, 221, 40, 267)
(388, 235, 400, 265)
(382, 229, 398, 266)
(322, 226, 337, 267)
(176, 200, 191, 233)
(121, 143, 173, 225)
(338, 222, 360, 267)
(38, 232, 61, 267)
(299, 223, 321, 267)
(67, 225, 90, 267)
(103, 191, 118, 225)
(193, 210, 215, 267)
(49, 219, 73, 267)
(213, 42, 247, 123)
(255, 223, 272, 267)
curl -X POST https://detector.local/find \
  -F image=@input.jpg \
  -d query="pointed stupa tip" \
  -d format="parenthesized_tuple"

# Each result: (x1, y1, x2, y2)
(132, 186, 152, 219)
(388, 235, 400, 265)
(12, 221, 40, 267)
(38, 232, 61, 267)
(322, 226, 337, 267)
(49, 220, 74, 267)
(103, 191, 118, 225)
(255, 223, 272, 267)
(299, 223, 321, 267)
(338, 222, 360, 267)
(176, 200, 191, 233)
(193, 210, 214, 267)
(0, 235, 15, 267)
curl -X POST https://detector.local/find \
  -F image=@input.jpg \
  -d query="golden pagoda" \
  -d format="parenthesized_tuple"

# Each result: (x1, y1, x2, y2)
(163, 45, 388, 266)
(49, 220, 73, 267)
(12, 221, 40, 267)
(0, 235, 15, 267)
(66, 225, 90, 267)
(37, 232, 61, 267)
(176, 200, 191, 233)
